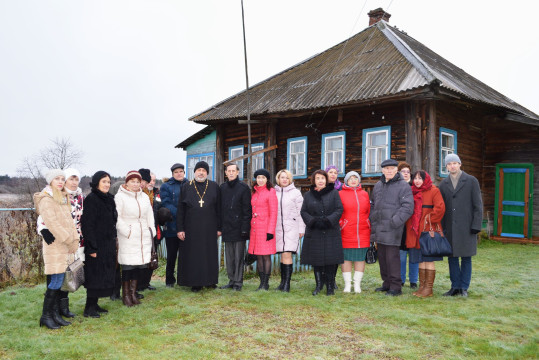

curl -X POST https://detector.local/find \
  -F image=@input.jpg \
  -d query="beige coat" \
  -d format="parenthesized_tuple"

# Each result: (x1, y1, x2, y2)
(115, 185, 156, 265)
(34, 188, 79, 275)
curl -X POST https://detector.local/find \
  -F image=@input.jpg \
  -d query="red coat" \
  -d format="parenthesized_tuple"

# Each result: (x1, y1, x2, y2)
(406, 185, 445, 249)
(248, 186, 278, 255)
(339, 185, 371, 249)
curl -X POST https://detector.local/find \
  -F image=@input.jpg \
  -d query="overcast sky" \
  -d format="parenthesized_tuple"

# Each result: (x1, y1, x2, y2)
(1, 0, 538, 178)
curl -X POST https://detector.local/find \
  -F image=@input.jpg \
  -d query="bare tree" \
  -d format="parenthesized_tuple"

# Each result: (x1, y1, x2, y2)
(41, 138, 83, 170)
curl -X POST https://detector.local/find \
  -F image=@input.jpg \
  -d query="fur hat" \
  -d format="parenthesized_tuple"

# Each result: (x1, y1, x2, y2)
(170, 163, 185, 172)
(381, 159, 399, 168)
(254, 169, 270, 180)
(64, 168, 80, 180)
(194, 161, 209, 174)
(344, 171, 361, 186)
(90, 170, 111, 190)
(138, 168, 151, 182)
(45, 169, 65, 185)
(444, 153, 461, 165)
(125, 170, 142, 183)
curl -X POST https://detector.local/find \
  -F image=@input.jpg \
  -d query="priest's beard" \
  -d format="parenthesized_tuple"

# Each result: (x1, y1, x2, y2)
(195, 175, 207, 183)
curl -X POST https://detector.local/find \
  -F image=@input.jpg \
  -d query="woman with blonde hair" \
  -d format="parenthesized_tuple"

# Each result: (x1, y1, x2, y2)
(34, 169, 79, 329)
(274, 169, 305, 292)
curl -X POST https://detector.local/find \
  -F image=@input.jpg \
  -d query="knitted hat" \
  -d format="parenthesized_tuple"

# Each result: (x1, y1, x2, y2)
(194, 161, 209, 174)
(445, 153, 461, 165)
(45, 169, 65, 185)
(64, 168, 80, 180)
(138, 168, 151, 182)
(344, 171, 361, 186)
(381, 159, 399, 168)
(325, 165, 339, 173)
(125, 170, 142, 183)
(254, 169, 270, 180)
(170, 163, 185, 172)
(90, 170, 111, 190)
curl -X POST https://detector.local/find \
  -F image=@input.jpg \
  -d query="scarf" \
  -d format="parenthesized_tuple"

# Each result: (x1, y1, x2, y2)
(410, 172, 433, 237)
(143, 188, 155, 206)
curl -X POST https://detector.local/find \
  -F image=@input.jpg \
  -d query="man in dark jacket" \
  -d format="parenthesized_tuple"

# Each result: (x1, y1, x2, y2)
(369, 159, 414, 296)
(439, 154, 483, 297)
(160, 163, 187, 287)
(219, 164, 252, 291)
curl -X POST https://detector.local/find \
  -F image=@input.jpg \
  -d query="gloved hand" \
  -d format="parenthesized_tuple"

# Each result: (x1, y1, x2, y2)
(266, 233, 274, 241)
(315, 218, 328, 230)
(322, 218, 332, 228)
(241, 232, 250, 240)
(41, 229, 55, 245)
(471, 229, 480, 235)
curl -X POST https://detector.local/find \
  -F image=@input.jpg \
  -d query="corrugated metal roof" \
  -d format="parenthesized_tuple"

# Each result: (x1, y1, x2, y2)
(190, 21, 538, 123)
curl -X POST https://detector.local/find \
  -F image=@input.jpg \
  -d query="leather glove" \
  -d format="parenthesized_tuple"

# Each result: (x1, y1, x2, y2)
(41, 229, 55, 245)
(471, 229, 480, 235)
(241, 232, 250, 240)
(266, 233, 274, 241)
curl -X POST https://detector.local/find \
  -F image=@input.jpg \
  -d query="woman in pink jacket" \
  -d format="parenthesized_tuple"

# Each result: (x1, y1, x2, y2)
(248, 169, 278, 291)
(275, 169, 305, 292)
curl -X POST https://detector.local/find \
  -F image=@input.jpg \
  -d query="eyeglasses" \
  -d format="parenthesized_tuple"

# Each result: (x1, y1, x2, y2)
(400, 170, 410, 174)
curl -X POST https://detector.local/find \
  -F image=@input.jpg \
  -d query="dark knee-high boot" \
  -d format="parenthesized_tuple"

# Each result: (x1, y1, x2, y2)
(282, 264, 293, 292)
(276, 263, 285, 291)
(130, 280, 141, 305)
(58, 290, 75, 318)
(122, 281, 133, 307)
(52, 290, 71, 326)
(312, 266, 323, 296)
(326, 265, 336, 296)
(40, 289, 60, 329)
(256, 271, 266, 291)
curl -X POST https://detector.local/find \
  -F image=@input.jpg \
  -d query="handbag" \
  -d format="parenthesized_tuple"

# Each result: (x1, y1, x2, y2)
(245, 252, 257, 266)
(365, 243, 378, 264)
(419, 214, 453, 257)
(148, 228, 159, 270)
(61, 258, 85, 292)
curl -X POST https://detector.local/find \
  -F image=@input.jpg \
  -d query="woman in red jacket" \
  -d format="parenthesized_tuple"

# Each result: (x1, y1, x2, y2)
(339, 171, 371, 293)
(405, 170, 446, 297)
(248, 169, 278, 291)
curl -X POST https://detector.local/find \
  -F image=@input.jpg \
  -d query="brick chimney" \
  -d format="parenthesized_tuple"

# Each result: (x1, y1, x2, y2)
(368, 8, 391, 26)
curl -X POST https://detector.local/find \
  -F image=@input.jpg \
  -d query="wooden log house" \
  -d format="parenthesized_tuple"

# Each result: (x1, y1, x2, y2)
(179, 9, 539, 242)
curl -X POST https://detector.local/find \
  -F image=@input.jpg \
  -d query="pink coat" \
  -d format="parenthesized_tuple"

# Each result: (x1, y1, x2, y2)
(248, 185, 278, 255)
(275, 184, 306, 253)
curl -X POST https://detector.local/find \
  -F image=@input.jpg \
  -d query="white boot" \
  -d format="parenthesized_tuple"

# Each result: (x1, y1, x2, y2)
(342, 272, 352, 293)
(353, 271, 364, 294)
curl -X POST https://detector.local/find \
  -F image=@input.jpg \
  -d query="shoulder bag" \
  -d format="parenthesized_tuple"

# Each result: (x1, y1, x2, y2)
(148, 228, 159, 270)
(61, 258, 85, 292)
(419, 214, 453, 257)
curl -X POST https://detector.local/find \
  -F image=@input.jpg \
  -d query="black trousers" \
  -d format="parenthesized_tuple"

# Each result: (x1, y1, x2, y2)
(224, 240, 246, 286)
(378, 244, 402, 291)
(165, 236, 180, 285)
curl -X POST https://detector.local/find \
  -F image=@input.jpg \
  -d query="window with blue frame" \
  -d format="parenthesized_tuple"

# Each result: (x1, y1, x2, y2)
(321, 132, 346, 175)
(187, 153, 215, 180)
(287, 136, 307, 178)
(362, 126, 391, 176)
(250, 143, 264, 175)
(229, 145, 244, 180)
(439, 127, 457, 177)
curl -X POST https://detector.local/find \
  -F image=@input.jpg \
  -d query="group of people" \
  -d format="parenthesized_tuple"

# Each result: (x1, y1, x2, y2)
(34, 153, 483, 330)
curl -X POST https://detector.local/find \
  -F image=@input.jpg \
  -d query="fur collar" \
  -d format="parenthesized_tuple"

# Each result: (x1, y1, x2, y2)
(309, 182, 335, 199)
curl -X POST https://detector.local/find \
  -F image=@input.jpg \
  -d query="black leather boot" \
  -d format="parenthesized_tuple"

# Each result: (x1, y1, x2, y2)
(52, 290, 71, 326)
(326, 265, 336, 296)
(84, 296, 100, 318)
(282, 264, 293, 293)
(263, 273, 270, 290)
(40, 289, 60, 329)
(276, 263, 285, 291)
(312, 266, 323, 296)
(332, 264, 339, 290)
(256, 271, 266, 291)
(59, 291, 75, 318)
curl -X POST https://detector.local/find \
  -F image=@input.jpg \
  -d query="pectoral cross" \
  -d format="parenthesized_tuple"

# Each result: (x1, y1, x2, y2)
(199, 199, 204, 207)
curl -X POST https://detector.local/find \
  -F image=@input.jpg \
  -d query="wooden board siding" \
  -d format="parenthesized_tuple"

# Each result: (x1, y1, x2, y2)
(484, 118, 539, 237)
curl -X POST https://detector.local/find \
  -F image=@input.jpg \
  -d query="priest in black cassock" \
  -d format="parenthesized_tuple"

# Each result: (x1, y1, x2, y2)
(176, 161, 222, 292)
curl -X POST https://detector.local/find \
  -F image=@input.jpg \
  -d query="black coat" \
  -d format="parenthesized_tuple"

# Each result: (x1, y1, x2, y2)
(300, 184, 344, 266)
(369, 172, 414, 246)
(176, 180, 221, 286)
(80, 188, 117, 293)
(220, 177, 252, 242)
(439, 171, 483, 257)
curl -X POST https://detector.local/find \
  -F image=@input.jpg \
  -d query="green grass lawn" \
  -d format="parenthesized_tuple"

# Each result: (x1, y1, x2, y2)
(1, 240, 538, 360)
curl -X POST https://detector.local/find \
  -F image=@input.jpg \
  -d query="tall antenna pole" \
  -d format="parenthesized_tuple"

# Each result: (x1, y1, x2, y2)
(241, 0, 252, 187)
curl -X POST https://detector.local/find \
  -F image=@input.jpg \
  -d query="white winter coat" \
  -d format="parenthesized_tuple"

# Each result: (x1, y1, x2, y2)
(275, 183, 306, 253)
(115, 185, 156, 265)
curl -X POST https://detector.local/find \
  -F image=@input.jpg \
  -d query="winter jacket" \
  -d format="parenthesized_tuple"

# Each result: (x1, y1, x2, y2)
(33, 187, 79, 275)
(405, 185, 445, 249)
(339, 184, 371, 249)
(275, 183, 305, 253)
(300, 183, 344, 266)
(160, 177, 187, 237)
(248, 185, 278, 255)
(369, 172, 414, 246)
(220, 177, 251, 242)
(81, 188, 117, 292)
(115, 185, 156, 265)
(439, 171, 483, 257)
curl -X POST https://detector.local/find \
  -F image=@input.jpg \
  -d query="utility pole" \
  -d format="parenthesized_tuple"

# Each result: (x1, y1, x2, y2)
(240, 0, 252, 187)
